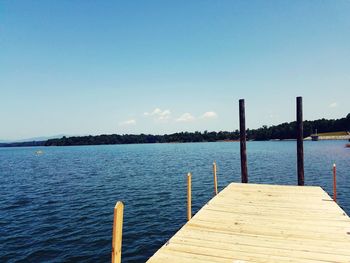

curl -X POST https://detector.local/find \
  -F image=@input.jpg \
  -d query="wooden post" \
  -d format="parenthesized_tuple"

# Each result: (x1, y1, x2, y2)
(333, 163, 337, 202)
(239, 99, 248, 183)
(213, 162, 218, 195)
(187, 173, 192, 221)
(112, 201, 124, 263)
(296, 96, 304, 186)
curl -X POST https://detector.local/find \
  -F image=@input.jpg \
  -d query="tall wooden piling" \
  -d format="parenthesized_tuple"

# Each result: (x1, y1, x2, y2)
(333, 163, 337, 202)
(213, 162, 218, 195)
(187, 173, 192, 221)
(239, 99, 248, 183)
(112, 201, 124, 263)
(296, 96, 304, 186)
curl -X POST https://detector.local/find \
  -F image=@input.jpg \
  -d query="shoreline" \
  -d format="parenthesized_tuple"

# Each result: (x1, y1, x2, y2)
(1, 138, 350, 148)
(304, 135, 350, 140)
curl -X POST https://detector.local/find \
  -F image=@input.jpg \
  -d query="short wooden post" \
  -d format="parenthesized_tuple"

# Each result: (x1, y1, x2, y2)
(187, 173, 192, 221)
(333, 163, 337, 202)
(296, 96, 304, 186)
(112, 201, 124, 263)
(239, 99, 248, 183)
(213, 162, 218, 195)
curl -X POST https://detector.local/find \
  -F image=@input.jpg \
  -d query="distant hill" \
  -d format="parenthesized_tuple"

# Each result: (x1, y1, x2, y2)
(0, 134, 68, 143)
(0, 134, 68, 147)
(0, 134, 73, 147)
(1, 114, 349, 147)
(0, 141, 46, 147)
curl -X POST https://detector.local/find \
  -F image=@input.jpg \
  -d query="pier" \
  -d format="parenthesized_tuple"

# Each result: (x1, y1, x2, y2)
(111, 97, 350, 263)
(146, 183, 350, 262)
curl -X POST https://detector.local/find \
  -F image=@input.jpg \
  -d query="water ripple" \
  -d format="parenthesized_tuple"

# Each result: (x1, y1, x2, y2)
(0, 141, 349, 262)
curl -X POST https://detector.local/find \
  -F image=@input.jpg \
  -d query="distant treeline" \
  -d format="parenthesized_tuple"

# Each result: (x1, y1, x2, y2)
(250, 113, 350, 141)
(45, 131, 239, 146)
(1, 114, 349, 147)
(44, 113, 350, 146)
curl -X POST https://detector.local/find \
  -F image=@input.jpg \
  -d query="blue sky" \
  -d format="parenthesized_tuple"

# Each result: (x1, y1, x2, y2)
(1, 1, 349, 140)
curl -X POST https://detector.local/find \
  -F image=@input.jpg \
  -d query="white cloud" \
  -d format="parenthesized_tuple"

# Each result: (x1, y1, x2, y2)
(329, 102, 338, 108)
(200, 111, 218, 119)
(176, 113, 195, 122)
(151, 108, 162, 115)
(119, 119, 136, 126)
(144, 108, 171, 121)
(158, 110, 171, 120)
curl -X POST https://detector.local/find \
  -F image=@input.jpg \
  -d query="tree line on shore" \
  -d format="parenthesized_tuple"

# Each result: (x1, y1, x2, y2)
(44, 113, 349, 146)
(1, 114, 349, 147)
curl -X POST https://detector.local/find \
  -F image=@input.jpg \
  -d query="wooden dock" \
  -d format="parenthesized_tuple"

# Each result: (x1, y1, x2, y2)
(146, 183, 350, 263)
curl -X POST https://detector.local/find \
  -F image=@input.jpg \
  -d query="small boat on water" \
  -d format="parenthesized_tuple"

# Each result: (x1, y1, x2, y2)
(311, 129, 319, 141)
(35, 150, 43, 155)
(311, 134, 319, 141)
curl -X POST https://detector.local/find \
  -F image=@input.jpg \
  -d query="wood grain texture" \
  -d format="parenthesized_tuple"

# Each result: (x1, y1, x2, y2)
(147, 183, 350, 263)
(112, 201, 124, 263)
(187, 173, 192, 221)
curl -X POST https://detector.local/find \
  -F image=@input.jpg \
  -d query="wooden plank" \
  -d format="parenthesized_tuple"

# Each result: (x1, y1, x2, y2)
(188, 218, 350, 242)
(169, 236, 350, 262)
(157, 243, 328, 263)
(195, 208, 350, 228)
(174, 226, 350, 255)
(146, 183, 350, 263)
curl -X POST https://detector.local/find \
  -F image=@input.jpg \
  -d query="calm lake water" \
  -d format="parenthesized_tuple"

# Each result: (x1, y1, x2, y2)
(1, 141, 350, 262)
